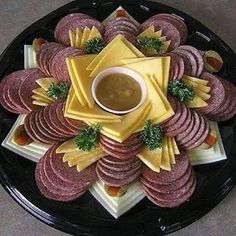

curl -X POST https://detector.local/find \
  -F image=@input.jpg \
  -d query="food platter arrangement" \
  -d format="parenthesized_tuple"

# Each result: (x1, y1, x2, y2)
(0, 0, 236, 235)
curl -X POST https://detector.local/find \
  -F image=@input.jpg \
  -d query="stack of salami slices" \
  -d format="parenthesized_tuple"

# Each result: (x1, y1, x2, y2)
(104, 17, 139, 44)
(141, 153, 196, 208)
(139, 14, 188, 51)
(96, 155, 142, 187)
(197, 72, 236, 121)
(161, 97, 210, 151)
(165, 52, 185, 80)
(35, 144, 97, 202)
(0, 68, 46, 114)
(54, 13, 105, 46)
(24, 101, 84, 144)
(99, 133, 143, 159)
(37, 42, 84, 82)
(171, 45, 204, 76)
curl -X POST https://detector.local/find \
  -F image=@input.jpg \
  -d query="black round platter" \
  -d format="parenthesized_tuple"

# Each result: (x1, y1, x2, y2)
(0, 0, 236, 235)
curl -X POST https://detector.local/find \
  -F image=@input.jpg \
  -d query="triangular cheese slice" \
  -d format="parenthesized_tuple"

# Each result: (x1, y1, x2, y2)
(70, 55, 96, 108)
(87, 26, 102, 41)
(80, 26, 91, 48)
(183, 75, 209, 85)
(32, 88, 54, 101)
(167, 137, 175, 164)
(75, 28, 83, 48)
(66, 58, 87, 107)
(69, 29, 76, 47)
(36, 77, 57, 91)
(137, 146, 162, 172)
(160, 137, 171, 171)
(185, 96, 208, 108)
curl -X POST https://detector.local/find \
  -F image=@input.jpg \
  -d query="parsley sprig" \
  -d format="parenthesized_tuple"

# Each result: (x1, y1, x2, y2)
(47, 82, 69, 99)
(141, 120, 163, 150)
(136, 37, 163, 56)
(168, 80, 195, 102)
(75, 124, 101, 151)
(85, 37, 105, 54)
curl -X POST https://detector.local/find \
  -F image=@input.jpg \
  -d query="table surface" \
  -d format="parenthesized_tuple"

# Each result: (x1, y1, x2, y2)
(0, 0, 236, 235)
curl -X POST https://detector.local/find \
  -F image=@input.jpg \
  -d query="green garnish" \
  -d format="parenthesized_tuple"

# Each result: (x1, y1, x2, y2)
(47, 82, 69, 99)
(85, 37, 105, 54)
(141, 120, 163, 150)
(168, 80, 195, 102)
(75, 124, 101, 151)
(136, 37, 163, 56)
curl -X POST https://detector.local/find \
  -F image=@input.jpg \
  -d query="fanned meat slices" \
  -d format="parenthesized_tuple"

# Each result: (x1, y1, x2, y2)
(0, 69, 43, 114)
(54, 13, 104, 46)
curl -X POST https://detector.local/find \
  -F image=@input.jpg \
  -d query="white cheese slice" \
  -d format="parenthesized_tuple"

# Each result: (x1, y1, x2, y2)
(89, 181, 145, 218)
(188, 121, 227, 165)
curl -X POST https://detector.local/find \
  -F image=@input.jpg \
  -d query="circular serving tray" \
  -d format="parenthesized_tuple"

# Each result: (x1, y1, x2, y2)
(0, 0, 236, 235)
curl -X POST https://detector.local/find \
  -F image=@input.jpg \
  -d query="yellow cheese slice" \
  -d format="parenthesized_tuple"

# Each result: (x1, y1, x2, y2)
(32, 88, 54, 101)
(100, 101, 152, 142)
(32, 100, 48, 106)
(160, 40, 171, 53)
(194, 88, 211, 101)
(80, 26, 91, 48)
(67, 93, 121, 120)
(122, 57, 156, 64)
(76, 154, 102, 172)
(70, 55, 96, 108)
(153, 30, 162, 39)
(65, 86, 74, 114)
(32, 95, 52, 103)
(183, 75, 209, 85)
(137, 25, 155, 38)
(183, 78, 211, 93)
(67, 151, 104, 167)
(147, 77, 174, 124)
(89, 36, 143, 77)
(66, 58, 87, 107)
(171, 137, 180, 155)
(158, 36, 166, 41)
(75, 28, 83, 48)
(160, 137, 171, 171)
(185, 96, 208, 108)
(101, 100, 150, 136)
(161, 56, 171, 96)
(167, 137, 175, 164)
(63, 148, 103, 162)
(124, 58, 163, 90)
(56, 138, 78, 153)
(144, 76, 168, 123)
(36, 77, 57, 91)
(69, 29, 76, 47)
(65, 112, 122, 123)
(87, 35, 144, 72)
(137, 146, 162, 172)
(87, 26, 102, 41)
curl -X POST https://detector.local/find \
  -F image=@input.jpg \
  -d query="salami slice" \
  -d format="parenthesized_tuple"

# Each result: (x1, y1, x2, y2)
(96, 164, 141, 187)
(141, 167, 192, 194)
(149, 14, 188, 44)
(19, 69, 46, 111)
(173, 49, 197, 76)
(50, 47, 84, 82)
(143, 175, 196, 208)
(177, 45, 204, 76)
(99, 157, 141, 172)
(198, 72, 225, 115)
(142, 153, 190, 184)
(100, 133, 141, 148)
(55, 16, 105, 46)
(49, 145, 97, 184)
(99, 137, 143, 154)
(142, 172, 194, 202)
(96, 161, 142, 180)
(168, 52, 185, 80)
(100, 155, 137, 165)
(0, 69, 38, 113)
